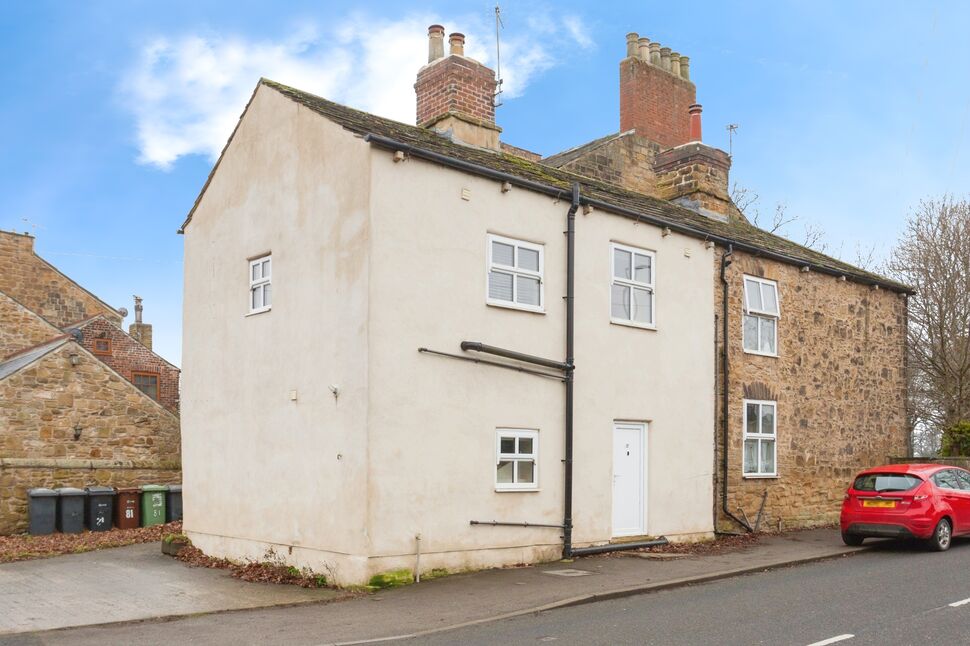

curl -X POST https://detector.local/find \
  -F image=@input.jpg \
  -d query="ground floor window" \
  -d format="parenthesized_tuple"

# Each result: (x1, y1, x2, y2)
(743, 399, 776, 477)
(496, 429, 538, 490)
(133, 372, 159, 401)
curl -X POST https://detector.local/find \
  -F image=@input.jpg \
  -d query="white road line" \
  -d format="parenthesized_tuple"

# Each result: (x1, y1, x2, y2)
(806, 635, 854, 646)
(949, 597, 970, 607)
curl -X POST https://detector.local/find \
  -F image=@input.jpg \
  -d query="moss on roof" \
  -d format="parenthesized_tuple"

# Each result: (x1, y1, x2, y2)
(192, 78, 910, 293)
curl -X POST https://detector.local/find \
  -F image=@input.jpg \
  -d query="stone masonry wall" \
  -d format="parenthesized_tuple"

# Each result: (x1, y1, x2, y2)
(0, 291, 62, 358)
(552, 134, 662, 198)
(75, 317, 180, 413)
(0, 230, 122, 329)
(714, 249, 908, 531)
(0, 342, 181, 534)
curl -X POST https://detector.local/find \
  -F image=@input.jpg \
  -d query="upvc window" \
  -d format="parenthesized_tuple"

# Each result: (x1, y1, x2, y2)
(249, 255, 272, 313)
(496, 429, 538, 490)
(610, 243, 655, 327)
(487, 235, 544, 312)
(743, 276, 778, 355)
(743, 400, 777, 477)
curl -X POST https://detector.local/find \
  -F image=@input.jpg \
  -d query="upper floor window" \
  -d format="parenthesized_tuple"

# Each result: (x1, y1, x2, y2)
(610, 243, 655, 327)
(743, 276, 778, 355)
(496, 428, 539, 490)
(133, 372, 159, 401)
(743, 399, 776, 477)
(249, 255, 272, 313)
(486, 234, 543, 312)
(93, 338, 112, 355)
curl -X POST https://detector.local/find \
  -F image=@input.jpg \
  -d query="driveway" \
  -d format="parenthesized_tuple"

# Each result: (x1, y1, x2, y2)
(0, 543, 341, 635)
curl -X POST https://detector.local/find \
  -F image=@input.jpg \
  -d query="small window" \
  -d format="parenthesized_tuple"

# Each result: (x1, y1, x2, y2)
(486, 235, 544, 312)
(743, 276, 779, 356)
(743, 399, 776, 477)
(93, 338, 112, 355)
(132, 372, 159, 401)
(610, 243, 655, 327)
(496, 429, 538, 490)
(249, 255, 272, 313)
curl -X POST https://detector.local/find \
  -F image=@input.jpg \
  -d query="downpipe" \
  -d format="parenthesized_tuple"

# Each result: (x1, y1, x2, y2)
(562, 183, 579, 558)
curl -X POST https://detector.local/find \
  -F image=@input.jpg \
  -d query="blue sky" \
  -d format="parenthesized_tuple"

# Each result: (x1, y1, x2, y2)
(2, 1, 969, 365)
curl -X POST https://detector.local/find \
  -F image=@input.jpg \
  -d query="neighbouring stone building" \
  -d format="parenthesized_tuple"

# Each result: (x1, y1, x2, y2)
(0, 230, 181, 534)
(180, 25, 908, 584)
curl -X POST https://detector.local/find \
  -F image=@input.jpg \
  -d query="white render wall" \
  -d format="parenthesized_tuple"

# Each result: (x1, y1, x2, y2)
(182, 84, 715, 585)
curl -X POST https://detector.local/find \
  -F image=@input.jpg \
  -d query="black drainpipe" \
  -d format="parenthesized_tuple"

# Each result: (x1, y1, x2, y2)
(562, 183, 579, 558)
(720, 245, 753, 533)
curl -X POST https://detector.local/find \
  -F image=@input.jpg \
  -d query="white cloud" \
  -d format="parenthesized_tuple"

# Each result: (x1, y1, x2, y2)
(119, 11, 594, 168)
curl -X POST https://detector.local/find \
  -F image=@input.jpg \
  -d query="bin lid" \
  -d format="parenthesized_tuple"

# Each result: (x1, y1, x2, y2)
(140, 484, 169, 492)
(116, 487, 140, 494)
(85, 486, 115, 495)
(168, 484, 182, 493)
(28, 487, 58, 497)
(55, 487, 85, 496)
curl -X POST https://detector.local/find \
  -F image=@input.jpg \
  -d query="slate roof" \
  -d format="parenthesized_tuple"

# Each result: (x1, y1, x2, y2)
(182, 79, 910, 293)
(0, 336, 70, 381)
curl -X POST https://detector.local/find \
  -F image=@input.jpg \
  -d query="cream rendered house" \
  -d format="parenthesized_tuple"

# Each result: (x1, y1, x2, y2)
(181, 29, 719, 585)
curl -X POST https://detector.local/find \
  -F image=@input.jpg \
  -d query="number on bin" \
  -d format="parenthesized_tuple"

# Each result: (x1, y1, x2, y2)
(125, 509, 134, 519)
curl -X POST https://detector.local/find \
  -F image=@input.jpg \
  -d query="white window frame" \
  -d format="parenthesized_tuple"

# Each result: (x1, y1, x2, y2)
(495, 428, 539, 491)
(609, 242, 656, 329)
(486, 234, 544, 313)
(742, 275, 779, 357)
(249, 255, 272, 314)
(742, 399, 778, 478)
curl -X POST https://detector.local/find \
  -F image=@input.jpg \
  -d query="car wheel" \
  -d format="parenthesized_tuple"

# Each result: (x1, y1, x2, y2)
(842, 533, 864, 547)
(928, 518, 952, 552)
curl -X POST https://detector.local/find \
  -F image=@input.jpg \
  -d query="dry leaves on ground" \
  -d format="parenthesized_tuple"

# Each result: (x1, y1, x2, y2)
(175, 546, 331, 588)
(0, 521, 182, 564)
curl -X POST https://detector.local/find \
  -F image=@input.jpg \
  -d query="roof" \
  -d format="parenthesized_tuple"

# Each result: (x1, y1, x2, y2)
(63, 314, 180, 372)
(0, 336, 70, 381)
(181, 79, 911, 293)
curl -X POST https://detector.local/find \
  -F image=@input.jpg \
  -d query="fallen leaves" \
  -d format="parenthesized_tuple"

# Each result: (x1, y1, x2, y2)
(0, 521, 182, 564)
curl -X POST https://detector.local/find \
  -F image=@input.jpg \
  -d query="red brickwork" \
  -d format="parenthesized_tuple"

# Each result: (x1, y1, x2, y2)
(74, 317, 180, 413)
(619, 57, 696, 149)
(414, 56, 497, 127)
(0, 231, 122, 328)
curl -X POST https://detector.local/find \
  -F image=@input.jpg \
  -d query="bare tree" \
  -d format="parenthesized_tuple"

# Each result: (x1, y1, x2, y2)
(887, 198, 970, 455)
(731, 183, 827, 253)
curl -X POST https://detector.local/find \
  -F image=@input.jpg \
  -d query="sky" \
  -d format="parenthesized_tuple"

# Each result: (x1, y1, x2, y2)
(2, 1, 969, 366)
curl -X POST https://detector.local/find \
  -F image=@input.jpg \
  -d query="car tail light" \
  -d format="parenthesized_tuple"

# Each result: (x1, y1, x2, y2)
(914, 494, 929, 501)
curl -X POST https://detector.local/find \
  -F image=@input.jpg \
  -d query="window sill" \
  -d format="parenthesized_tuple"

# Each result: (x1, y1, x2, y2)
(246, 307, 272, 317)
(495, 487, 540, 493)
(486, 300, 545, 315)
(610, 318, 656, 331)
(743, 348, 778, 358)
(743, 474, 779, 480)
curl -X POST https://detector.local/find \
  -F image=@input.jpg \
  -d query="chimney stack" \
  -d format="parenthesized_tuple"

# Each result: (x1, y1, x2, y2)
(414, 24, 501, 151)
(620, 33, 696, 148)
(128, 295, 153, 350)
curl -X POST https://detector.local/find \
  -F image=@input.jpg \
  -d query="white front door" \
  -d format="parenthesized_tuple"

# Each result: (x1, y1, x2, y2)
(612, 422, 645, 537)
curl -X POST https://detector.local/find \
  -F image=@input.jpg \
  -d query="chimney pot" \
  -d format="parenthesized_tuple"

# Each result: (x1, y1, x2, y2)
(689, 104, 703, 142)
(679, 55, 690, 80)
(648, 42, 661, 65)
(449, 32, 465, 56)
(670, 52, 681, 77)
(637, 37, 650, 61)
(428, 24, 445, 62)
(660, 47, 672, 71)
(626, 32, 639, 58)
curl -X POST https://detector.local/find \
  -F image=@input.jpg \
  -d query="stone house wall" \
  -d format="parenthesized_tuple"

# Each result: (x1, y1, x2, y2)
(74, 317, 180, 413)
(0, 231, 122, 328)
(0, 341, 180, 534)
(714, 249, 909, 531)
(0, 291, 62, 358)
(545, 133, 661, 197)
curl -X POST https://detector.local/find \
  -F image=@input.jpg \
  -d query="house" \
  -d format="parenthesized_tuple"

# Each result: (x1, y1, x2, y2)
(180, 27, 908, 584)
(0, 230, 181, 534)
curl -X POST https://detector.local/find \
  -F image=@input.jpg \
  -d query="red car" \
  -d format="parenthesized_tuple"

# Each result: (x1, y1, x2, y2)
(841, 463, 970, 551)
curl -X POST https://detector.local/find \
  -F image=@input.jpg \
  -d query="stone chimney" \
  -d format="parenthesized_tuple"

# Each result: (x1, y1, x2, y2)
(620, 32, 696, 149)
(128, 295, 153, 350)
(414, 25, 501, 151)
(653, 105, 735, 221)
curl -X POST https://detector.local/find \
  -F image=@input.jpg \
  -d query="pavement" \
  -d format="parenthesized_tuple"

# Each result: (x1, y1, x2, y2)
(0, 527, 867, 645)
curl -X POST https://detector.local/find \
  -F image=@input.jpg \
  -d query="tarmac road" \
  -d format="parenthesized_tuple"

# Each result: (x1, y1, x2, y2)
(410, 538, 970, 646)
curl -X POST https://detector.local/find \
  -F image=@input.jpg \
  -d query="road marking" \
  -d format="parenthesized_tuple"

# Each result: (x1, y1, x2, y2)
(949, 597, 970, 607)
(806, 635, 854, 646)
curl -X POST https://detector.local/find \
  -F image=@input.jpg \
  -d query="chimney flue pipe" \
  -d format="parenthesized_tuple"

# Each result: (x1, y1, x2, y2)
(449, 32, 465, 56)
(689, 104, 703, 142)
(680, 55, 690, 80)
(670, 52, 681, 77)
(428, 24, 445, 62)
(637, 37, 650, 61)
(660, 47, 672, 71)
(648, 42, 661, 65)
(626, 32, 639, 58)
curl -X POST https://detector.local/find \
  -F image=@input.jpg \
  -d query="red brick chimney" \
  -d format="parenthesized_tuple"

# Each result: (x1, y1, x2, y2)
(619, 32, 696, 148)
(414, 25, 501, 151)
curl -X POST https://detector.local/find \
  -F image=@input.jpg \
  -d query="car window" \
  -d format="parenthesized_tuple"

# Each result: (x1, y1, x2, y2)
(954, 470, 970, 491)
(853, 473, 922, 492)
(933, 470, 962, 490)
